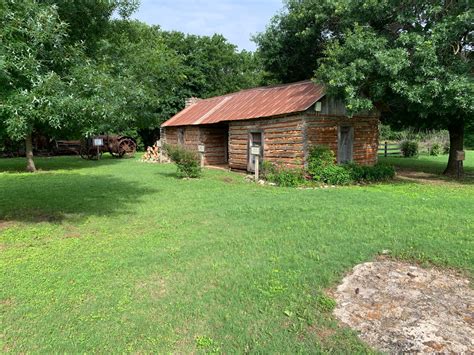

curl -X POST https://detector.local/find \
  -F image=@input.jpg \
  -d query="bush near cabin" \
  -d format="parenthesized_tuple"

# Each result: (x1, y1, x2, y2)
(344, 163, 395, 182)
(263, 145, 395, 187)
(307, 146, 352, 185)
(400, 140, 419, 158)
(261, 162, 305, 187)
(163, 144, 202, 178)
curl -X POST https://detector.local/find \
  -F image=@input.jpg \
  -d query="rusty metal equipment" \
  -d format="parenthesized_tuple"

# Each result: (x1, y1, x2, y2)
(55, 140, 82, 156)
(80, 135, 137, 160)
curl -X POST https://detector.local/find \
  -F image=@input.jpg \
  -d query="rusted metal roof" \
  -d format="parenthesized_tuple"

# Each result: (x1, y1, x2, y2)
(162, 80, 325, 127)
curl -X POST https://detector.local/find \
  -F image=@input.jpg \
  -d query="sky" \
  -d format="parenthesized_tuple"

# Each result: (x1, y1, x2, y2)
(131, 0, 284, 51)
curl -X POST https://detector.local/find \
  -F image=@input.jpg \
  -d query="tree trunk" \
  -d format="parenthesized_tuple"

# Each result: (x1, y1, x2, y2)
(25, 134, 36, 172)
(443, 121, 464, 176)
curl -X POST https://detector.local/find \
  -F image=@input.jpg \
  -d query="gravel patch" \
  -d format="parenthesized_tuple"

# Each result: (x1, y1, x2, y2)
(333, 261, 474, 353)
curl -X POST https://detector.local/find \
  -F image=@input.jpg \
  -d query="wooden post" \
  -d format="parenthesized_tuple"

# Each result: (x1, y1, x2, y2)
(384, 141, 388, 157)
(25, 133, 36, 172)
(456, 150, 465, 178)
(198, 144, 205, 167)
(93, 138, 103, 160)
(255, 155, 259, 182)
(157, 140, 163, 163)
(250, 145, 260, 182)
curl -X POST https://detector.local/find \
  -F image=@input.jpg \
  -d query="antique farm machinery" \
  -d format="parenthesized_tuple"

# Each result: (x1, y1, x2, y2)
(0, 134, 137, 158)
(79, 135, 137, 160)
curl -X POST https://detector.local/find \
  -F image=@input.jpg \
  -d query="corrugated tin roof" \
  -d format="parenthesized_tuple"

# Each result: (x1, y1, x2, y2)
(161, 80, 325, 127)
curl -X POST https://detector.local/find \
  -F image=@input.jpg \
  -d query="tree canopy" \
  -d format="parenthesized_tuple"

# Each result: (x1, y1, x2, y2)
(256, 0, 473, 174)
(0, 0, 263, 170)
(0, 0, 72, 170)
(253, 0, 339, 83)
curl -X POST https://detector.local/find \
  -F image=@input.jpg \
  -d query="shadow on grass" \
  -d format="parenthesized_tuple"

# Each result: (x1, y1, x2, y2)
(379, 155, 474, 185)
(0, 155, 127, 173)
(155, 170, 178, 178)
(0, 172, 157, 223)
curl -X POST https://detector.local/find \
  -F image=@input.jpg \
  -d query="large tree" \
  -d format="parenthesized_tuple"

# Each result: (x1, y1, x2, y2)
(0, 0, 146, 170)
(0, 0, 71, 171)
(88, 20, 185, 145)
(1, 0, 265, 169)
(256, 0, 473, 174)
(142, 31, 264, 146)
(83, 26, 263, 147)
(40, 0, 139, 53)
(314, 1, 473, 175)
(253, 0, 339, 83)
(161, 32, 263, 99)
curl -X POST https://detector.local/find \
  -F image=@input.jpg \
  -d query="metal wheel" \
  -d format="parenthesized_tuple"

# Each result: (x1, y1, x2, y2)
(117, 138, 137, 158)
(80, 141, 92, 160)
(80, 140, 101, 160)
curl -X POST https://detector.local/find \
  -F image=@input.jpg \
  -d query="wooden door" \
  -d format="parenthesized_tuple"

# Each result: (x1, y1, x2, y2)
(178, 128, 184, 145)
(338, 126, 353, 163)
(224, 129, 229, 163)
(248, 132, 262, 172)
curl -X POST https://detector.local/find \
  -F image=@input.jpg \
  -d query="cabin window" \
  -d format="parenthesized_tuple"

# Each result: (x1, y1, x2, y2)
(178, 128, 184, 145)
(338, 126, 353, 163)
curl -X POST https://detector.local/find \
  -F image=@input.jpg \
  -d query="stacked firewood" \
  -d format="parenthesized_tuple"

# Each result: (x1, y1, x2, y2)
(141, 142, 162, 162)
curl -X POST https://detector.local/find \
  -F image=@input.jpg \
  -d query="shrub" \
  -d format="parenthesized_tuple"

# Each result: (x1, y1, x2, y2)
(429, 143, 441, 156)
(306, 145, 352, 185)
(379, 124, 404, 141)
(321, 165, 353, 185)
(163, 144, 201, 178)
(307, 145, 335, 179)
(443, 141, 450, 155)
(271, 145, 395, 187)
(366, 164, 395, 181)
(307, 145, 334, 169)
(345, 163, 395, 182)
(400, 140, 419, 157)
(262, 161, 305, 187)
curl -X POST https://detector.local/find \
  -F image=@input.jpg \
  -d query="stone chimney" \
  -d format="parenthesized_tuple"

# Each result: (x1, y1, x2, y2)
(185, 97, 201, 108)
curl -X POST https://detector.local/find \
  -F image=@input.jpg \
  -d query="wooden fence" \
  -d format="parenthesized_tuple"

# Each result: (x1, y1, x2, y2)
(378, 141, 401, 157)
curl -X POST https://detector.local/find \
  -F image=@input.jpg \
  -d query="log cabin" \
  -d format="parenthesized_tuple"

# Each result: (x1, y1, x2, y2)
(161, 81, 380, 172)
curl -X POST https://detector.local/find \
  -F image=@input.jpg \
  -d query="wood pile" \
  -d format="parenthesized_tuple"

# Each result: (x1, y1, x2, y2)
(141, 142, 162, 163)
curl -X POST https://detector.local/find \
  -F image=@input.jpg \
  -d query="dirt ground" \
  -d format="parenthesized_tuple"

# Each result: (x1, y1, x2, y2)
(333, 261, 474, 353)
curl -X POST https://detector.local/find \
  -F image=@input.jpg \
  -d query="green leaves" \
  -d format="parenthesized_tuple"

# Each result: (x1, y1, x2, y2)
(257, 0, 473, 132)
(0, 0, 68, 139)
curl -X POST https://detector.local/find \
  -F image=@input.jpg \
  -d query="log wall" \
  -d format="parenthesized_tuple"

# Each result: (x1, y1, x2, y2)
(228, 114, 305, 170)
(162, 126, 199, 149)
(183, 126, 200, 150)
(200, 125, 227, 165)
(162, 125, 227, 165)
(163, 111, 379, 171)
(304, 114, 379, 166)
(162, 127, 179, 146)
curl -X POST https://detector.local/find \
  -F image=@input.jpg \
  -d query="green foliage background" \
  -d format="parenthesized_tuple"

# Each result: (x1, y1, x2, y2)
(0, 0, 264, 152)
(255, 0, 473, 173)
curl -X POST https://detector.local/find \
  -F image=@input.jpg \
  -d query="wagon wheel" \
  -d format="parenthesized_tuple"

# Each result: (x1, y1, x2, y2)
(80, 142, 91, 160)
(80, 142, 102, 160)
(117, 138, 137, 158)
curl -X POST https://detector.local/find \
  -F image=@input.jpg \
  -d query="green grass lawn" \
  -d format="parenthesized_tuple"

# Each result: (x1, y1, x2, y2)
(1, 153, 473, 353)
(383, 150, 474, 175)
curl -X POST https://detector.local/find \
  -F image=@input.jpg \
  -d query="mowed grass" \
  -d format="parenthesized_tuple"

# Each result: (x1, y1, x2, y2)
(1, 153, 473, 353)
